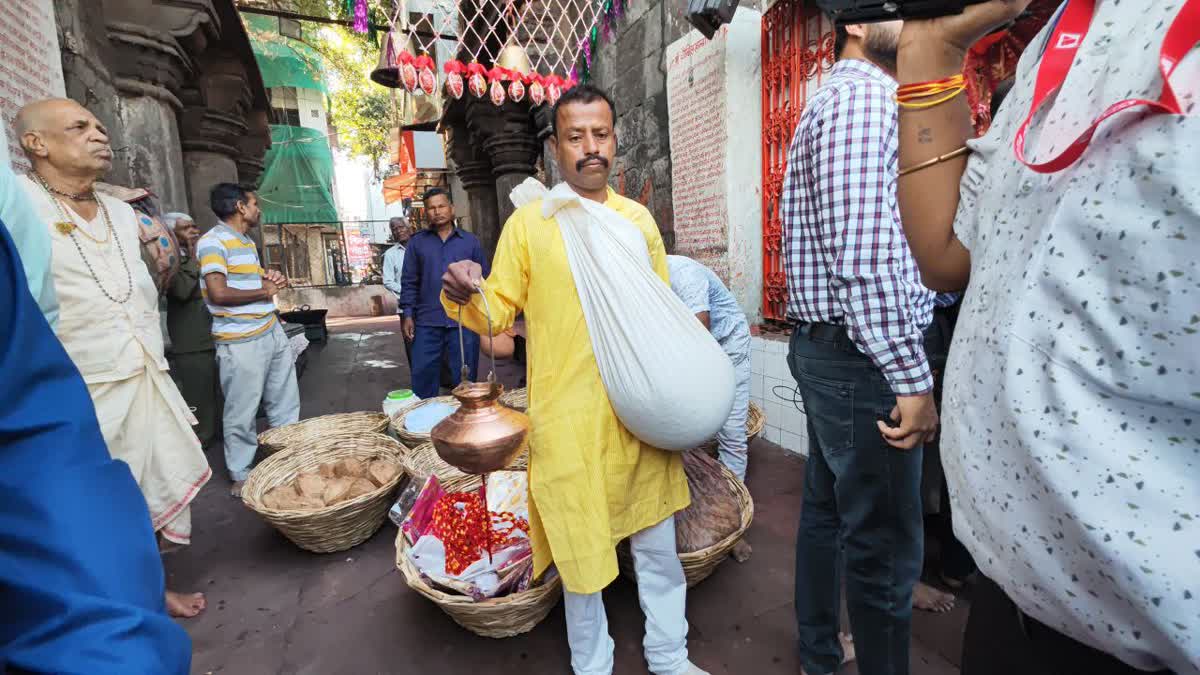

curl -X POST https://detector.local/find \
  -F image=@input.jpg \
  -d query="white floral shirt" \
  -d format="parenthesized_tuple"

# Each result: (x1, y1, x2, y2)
(944, 2, 1200, 672)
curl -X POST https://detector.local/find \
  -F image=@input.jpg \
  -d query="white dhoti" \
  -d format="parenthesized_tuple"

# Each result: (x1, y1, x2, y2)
(89, 357, 211, 545)
(21, 175, 213, 546)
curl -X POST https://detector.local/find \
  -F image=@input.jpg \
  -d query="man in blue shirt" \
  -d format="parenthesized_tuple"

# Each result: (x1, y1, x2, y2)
(400, 187, 489, 398)
(0, 217, 191, 674)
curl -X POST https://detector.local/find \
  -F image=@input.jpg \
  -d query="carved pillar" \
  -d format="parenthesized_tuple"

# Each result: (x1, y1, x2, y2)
(447, 123, 501, 257)
(102, 19, 196, 210)
(483, 100, 540, 226)
(236, 108, 270, 186)
(464, 98, 539, 253)
(179, 54, 252, 232)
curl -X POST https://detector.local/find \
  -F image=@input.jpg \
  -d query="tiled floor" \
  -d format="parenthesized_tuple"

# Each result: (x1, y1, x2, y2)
(175, 316, 968, 674)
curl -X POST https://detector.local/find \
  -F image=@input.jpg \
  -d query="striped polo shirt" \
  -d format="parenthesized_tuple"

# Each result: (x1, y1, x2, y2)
(197, 223, 277, 343)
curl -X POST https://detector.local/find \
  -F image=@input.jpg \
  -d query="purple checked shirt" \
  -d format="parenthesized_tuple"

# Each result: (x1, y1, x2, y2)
(781, 59, 935, 396)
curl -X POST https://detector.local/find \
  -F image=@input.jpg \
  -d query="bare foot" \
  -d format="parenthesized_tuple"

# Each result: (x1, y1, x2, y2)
(913, 581, 956, 613)
(800, 633, 855, 674)
(731, 539, 753, 563)
(229, 480, 244, 499)
(165, 590, 206, 618)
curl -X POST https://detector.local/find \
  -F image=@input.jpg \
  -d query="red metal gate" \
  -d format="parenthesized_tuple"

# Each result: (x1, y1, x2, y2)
(760, 0, 835, 322)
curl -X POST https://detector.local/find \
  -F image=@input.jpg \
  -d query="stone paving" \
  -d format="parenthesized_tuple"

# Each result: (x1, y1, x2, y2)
(175, 316, 968, 674)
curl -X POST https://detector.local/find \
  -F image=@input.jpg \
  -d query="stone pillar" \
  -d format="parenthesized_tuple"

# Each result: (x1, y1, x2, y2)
(178, 53, 253, 233)
(482, 101, 540, 226)
(664, 9, 763, 321)
(445, 109, 502, 258)
(103, 20, 194, 210)
(180, 107, 246, 231)
(470, 98, 542, 227)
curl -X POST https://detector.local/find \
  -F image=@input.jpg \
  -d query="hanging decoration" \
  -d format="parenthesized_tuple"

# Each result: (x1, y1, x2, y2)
(487, 66, 508, 106)
(374, 0, 601, 106)
(444, 60, 467, 99)
(350, 0, 369, 33)
(398, 51, 419, 91)
(508, 74, 526, 103)
(416, 53, 438, 95)
(528, 73, 546, 106)
(574, 0, 626, 83)
(467, 61, 488, 98)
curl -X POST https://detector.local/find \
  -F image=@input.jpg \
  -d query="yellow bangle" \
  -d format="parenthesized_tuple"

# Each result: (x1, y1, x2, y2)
(898, 85, 966, 110)
(898, 146, 971, 177)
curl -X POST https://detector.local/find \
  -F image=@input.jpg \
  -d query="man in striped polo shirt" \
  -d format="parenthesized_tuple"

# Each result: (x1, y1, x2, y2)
(198, 184, 300, 496)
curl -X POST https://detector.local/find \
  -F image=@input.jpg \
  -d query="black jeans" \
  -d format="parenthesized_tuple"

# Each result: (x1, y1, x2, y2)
(963, 575, 1172, 675)
(789, 325, 924, 675)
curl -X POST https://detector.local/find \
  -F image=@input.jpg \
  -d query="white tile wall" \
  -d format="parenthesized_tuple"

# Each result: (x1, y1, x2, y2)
(749, 335, 807, 457)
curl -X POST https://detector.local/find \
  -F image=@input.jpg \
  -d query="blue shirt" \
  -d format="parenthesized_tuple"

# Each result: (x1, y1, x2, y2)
(0, 218, 191, 674)
(1, 162, 57, 328)
(382, 243, 406, 312)
(667, 255, 750, 358)
(400, 226, 489, 327)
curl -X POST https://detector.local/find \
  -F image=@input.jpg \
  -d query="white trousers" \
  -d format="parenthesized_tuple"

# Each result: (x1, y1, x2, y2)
(564, 516, 689, 675)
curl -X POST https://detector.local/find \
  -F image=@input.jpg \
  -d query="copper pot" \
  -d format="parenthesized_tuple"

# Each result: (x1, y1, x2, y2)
(432, 287, 531, 474)
(431, 380, 530, 474)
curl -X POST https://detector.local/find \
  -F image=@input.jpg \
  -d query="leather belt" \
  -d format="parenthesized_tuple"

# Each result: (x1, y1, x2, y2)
(793, 320, 847, 342)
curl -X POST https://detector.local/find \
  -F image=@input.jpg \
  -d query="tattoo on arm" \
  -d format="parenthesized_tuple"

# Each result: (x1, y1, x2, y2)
(918, 126, 934, 144)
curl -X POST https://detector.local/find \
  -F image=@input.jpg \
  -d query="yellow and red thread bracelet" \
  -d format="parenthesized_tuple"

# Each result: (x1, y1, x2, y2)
(896, 74, 966, 110)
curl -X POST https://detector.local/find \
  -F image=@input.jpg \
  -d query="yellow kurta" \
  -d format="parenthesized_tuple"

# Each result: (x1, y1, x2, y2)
(441, 188, 689, 594)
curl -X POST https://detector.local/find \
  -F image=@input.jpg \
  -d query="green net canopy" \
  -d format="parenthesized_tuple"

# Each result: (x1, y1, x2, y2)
(257, 125, 338, 224)
(243, 13, 329, 93)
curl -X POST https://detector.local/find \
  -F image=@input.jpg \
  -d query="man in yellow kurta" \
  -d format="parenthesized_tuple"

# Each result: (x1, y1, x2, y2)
(442, 85, 705, 675)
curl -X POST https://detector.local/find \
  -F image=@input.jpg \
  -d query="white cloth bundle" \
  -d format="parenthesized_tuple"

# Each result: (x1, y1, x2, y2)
(509, 179, 734, 450)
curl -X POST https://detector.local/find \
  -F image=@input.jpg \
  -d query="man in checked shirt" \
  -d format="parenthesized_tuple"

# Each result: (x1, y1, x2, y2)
(781, 18, 938, 675)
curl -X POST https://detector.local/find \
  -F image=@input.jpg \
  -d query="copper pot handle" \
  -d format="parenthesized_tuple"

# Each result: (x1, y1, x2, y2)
(456, 280, 496, 384)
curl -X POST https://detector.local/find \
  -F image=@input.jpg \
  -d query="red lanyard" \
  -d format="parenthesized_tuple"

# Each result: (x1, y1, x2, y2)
(1014, 0, 1200, 173)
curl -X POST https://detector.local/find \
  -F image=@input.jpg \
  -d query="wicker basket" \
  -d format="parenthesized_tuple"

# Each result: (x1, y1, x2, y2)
(257, 412, 390, 457)
(617, 461, 754, 587)
(699, 402, 766, 453)
(390, 396, 460, 448)
(499, 387, 528, 412)
(395, 530, 562, 638)
(401, 442, 528, 494)
(242, 431, 408, 553)
(747, 402, 765, 442)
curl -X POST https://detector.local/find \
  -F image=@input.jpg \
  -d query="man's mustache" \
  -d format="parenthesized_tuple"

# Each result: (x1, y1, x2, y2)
(576, 155, 609, 171)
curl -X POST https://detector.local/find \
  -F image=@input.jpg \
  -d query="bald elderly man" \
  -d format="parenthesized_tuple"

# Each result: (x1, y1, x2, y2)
(15, 98, 211, 618)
